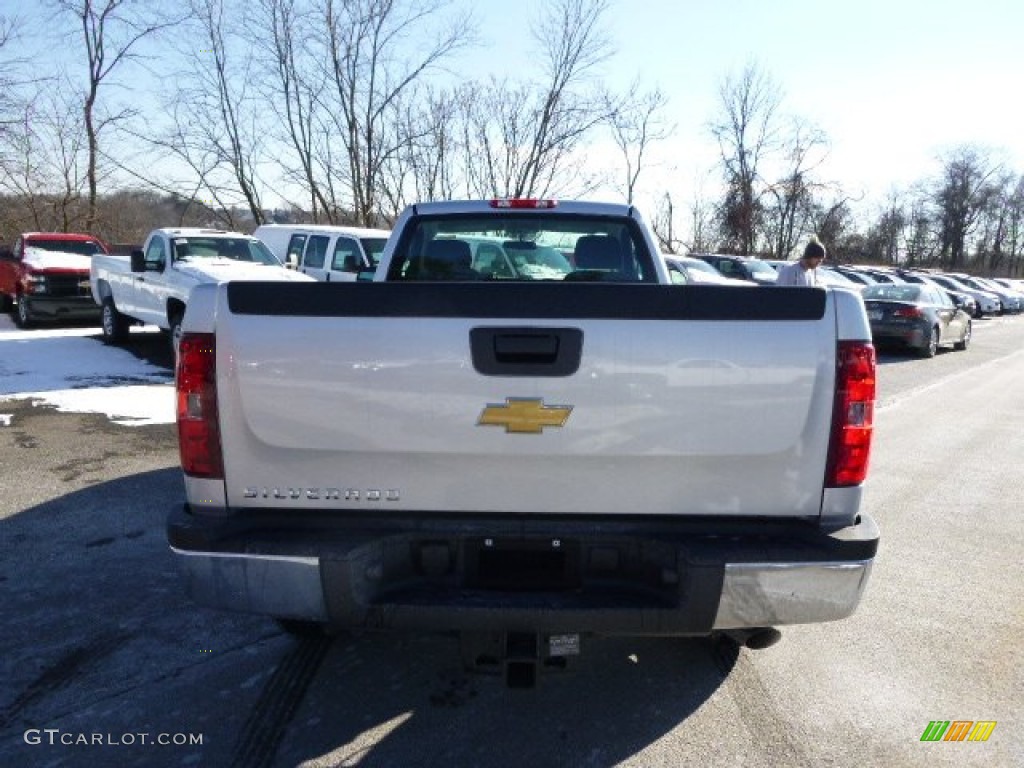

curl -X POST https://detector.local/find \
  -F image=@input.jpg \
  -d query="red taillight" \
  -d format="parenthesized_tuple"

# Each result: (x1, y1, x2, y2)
(489, 198, 558, 209)
(892, 306, 923, 318)
(825, 341, 876, 487)
(176, 333, 223, 478)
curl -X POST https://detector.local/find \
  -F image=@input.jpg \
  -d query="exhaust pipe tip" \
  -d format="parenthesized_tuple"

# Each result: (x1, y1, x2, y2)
(720, 627, 782, 650)
(743, 627, 782, 650)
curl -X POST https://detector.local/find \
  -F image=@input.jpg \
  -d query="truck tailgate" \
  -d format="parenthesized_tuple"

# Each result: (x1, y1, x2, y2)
(215, 282, 835, 518)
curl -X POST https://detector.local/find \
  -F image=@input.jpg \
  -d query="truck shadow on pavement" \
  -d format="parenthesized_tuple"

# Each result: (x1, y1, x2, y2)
(0, 467, 279, 767)
(0, 467, 739, 768)
(115, 329, 175, 371)
(268, 629, 739, 768)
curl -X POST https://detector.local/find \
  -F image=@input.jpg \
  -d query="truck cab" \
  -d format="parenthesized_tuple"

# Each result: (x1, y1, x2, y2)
(253, 223, 391, 282)
(0, 233, 108, 327)
(91, 227, 312, 353)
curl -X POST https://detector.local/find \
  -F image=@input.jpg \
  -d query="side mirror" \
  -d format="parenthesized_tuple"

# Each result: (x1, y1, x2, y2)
(356, 268, 376, 282)
(130, 249, 146, 272)
(341, 253, 362, 273)
(286, 254, 298, 270)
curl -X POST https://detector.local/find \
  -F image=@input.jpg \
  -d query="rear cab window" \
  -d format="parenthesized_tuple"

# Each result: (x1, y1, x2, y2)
(386, 213, 659, 283)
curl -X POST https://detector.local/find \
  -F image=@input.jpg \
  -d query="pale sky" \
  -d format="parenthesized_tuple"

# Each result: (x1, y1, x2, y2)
(6, 0, 1021, 220)
(462, 0, 1023, 212)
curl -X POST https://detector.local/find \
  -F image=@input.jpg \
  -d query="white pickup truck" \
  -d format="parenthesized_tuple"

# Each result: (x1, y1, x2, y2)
(90, 227, 312, 351)
(168, 200, 879, 686)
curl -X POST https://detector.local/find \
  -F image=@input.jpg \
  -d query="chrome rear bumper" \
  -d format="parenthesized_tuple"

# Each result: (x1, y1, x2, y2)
(169, 509, 879, 633)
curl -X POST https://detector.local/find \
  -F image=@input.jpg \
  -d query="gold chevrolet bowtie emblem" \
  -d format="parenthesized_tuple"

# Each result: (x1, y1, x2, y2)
(477, 398, 573, 434)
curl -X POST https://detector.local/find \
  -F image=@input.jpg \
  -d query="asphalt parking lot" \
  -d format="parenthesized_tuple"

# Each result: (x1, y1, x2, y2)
(1, 312, 1021, 767)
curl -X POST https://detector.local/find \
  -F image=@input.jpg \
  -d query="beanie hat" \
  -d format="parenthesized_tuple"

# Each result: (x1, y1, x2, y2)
(803, 236, 826, 260)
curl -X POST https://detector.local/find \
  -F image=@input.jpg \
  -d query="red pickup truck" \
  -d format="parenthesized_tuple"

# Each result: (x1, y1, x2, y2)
(0, 232, 109, 327)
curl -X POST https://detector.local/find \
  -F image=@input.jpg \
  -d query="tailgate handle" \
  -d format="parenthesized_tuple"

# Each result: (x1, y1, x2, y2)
(494, 333, 559, 363)
(471, 327, 583, 377)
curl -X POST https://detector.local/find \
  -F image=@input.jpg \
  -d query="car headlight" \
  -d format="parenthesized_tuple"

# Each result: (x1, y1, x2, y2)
(25, 273, 49, 294)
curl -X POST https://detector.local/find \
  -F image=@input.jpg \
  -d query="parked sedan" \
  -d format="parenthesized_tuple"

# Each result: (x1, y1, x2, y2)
(832, 266, 879, 287)
(694, 253, 779, 284)
(664, 256, 757, 285)
(957, 274, 1024, 314)
(857, 267, 906, 284)
(862, 283, 971, 357)
(924, 273, 1000, 317)
(992, 277, 1024, 293)
(816, 266, 862, 291)
(895, 271, 978, 317)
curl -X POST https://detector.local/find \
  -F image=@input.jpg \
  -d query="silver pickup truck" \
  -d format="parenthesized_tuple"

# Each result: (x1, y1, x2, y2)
(168, 200, 878, 686)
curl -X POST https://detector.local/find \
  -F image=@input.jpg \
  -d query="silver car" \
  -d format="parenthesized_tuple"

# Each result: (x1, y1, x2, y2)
(925, 274, 1001, 317)
(956, 275, 1023, 314)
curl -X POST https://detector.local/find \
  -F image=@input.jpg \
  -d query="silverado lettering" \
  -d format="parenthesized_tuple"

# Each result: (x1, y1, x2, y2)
(242, 487, 401, 501)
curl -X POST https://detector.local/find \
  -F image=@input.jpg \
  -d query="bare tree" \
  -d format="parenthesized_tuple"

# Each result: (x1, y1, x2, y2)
(687, 193, 719, 254)
(809, 194, 855, 261)
(136, 0, 270, 227)
(0, 87, 91, 232)
(1000, 175, 1024, 276)
(0, 14, 23, 136)
(195, 0, 267, 223)
(319, 0, 471, 224)
(966, 170, 1024, 275)
(253, 0, 334, 221)
(864, 192, 907, 265)
(932, 145, 1002, 269)
(461, 0, 614, 199)
(649, 192, 680, 254)
(605, 83, 671, 204)
(380, 85, 461, 216)
(762, 116, 828, 258)
(709, 61, 782, 254)
(53, 0, 182, 231)
(245, 0, 470, 224)
(106, 0, 266, 230)
(904, 184, 939, 266)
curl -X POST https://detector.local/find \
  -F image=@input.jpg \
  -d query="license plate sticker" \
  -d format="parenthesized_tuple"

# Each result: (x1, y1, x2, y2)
(548, 634, 580, 657)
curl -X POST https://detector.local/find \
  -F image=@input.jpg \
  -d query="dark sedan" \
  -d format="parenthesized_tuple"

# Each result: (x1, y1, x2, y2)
(862, 283, 971, 357)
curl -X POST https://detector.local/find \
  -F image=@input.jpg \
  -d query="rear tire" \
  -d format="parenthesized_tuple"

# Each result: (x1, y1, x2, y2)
(14, 295, 32, 328)
(953, 320, 971, 351)
(101, 297, 130, 343)
(918, 326, 938, 358)
(168, 311, 184, 366)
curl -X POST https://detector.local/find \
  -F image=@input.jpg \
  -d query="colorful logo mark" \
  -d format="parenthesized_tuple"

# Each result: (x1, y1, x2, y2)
(920, 721, 996, 742)
(477, 398, 572, 434)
